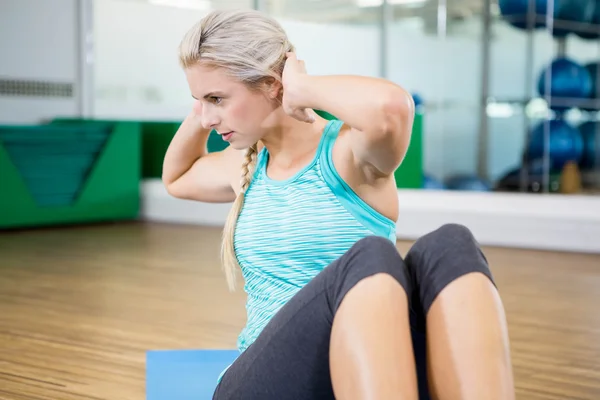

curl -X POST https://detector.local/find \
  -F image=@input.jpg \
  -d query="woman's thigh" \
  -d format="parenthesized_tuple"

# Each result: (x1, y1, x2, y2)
(212, 257, 337, 400)
(212, 236, 417, 400)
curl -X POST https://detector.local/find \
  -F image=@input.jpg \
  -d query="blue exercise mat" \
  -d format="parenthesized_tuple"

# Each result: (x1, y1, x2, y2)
(146, 349, 239, 400)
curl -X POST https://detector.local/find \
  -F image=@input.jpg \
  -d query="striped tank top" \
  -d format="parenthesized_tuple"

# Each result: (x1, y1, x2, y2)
(232, 119, 397, 354)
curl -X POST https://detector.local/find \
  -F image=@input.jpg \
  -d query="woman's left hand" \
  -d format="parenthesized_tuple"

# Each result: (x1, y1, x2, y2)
(282, 52, 315, 124)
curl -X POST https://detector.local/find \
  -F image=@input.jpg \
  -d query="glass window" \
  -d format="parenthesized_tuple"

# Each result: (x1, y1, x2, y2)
(260, 0, 381, 78)
(92, 0, 254, 120)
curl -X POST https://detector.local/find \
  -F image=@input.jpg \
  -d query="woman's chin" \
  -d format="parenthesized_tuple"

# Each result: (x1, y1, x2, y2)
(229, 140, 252, 151)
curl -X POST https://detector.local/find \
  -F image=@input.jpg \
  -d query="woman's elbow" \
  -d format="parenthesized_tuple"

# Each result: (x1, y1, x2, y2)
(379, 89, 414, 140)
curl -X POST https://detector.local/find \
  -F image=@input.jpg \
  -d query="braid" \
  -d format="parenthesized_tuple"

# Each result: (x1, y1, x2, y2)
(240, 144, 258, 194)
(221, 144, 258, 291)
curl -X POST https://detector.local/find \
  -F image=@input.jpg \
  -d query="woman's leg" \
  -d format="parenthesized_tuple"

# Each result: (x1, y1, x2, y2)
(405, 223, 515, 400)
(329, 240, 419, 400)
(213, 236, 418, 400)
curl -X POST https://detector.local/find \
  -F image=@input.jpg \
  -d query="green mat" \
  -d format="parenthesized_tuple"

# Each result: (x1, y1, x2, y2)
(50, 118, 228, 179)
(0, 125, 111, 209)
(0, 121, 140, 229)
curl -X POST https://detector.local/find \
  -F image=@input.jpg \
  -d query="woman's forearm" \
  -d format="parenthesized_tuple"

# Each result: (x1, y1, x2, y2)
(162, 111, 211, 186)
(293, 74, 413, 135)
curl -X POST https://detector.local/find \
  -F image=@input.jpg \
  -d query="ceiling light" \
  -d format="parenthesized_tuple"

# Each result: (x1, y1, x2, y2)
(356, 0, 427, 7)
(148, 0, 211, 11)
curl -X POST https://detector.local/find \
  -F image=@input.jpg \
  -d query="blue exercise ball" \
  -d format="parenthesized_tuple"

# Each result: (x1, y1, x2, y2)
(498, 0, 547, 29)
(575, 0, 600, 40)
(552, 0, 596, 37)
(578, 121, 599, 169)
(423, 174, 445, 190)
(527, 119, 584, 169)
(444, 175, 491, 192)
(585, 62, 599, 94)
(495, 162, 561, 192)
(412, 93, 424, 108)
(579, 62, 599, 111)
(537, 58, 593, 111)
(499, 0, 592, 35)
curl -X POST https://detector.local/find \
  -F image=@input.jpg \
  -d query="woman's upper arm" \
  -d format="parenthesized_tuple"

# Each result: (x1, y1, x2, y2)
(347, 97, 414, 178)
(164, 146, 245, 203)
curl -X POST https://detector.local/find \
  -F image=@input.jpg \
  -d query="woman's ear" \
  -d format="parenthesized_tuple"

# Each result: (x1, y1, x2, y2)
(263, 77, 282, 100)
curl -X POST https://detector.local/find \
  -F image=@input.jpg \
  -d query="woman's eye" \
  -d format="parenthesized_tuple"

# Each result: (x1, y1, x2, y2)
(211, 97, 222, 104)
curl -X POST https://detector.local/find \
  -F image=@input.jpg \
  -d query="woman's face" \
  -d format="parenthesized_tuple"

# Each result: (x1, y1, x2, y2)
(184, 63, 280, 150)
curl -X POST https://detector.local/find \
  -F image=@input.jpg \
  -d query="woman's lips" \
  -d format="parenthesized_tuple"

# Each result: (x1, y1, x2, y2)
(221, 131, 233, 141)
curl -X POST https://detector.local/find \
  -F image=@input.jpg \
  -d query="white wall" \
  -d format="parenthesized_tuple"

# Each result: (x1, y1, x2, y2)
(0, 0, 80, 124)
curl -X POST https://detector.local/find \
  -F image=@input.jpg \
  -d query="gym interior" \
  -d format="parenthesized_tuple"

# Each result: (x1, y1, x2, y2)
(1, 0, 599, 399)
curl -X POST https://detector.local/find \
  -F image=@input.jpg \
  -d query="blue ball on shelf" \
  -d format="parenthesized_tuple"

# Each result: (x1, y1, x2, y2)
(411, 93, 424, 107)
(444, 175, 492, 192)
(537, 58, 593, 112)
(575, 0, 600, 40)
(499, 0, 595, 36)
(498, 0, 548, 29)
(578, 121, 599, 169)
(582, 62, 599, 111)
(422, 174, 446, 190)
(526, 119, 584, 170)
(552, 0, 596, 37)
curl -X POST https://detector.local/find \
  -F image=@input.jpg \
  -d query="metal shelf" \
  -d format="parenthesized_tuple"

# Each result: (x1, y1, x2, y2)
(477, 3, 600, 193)
(488, 96, 600, 111)
(496, 14, 600, 37)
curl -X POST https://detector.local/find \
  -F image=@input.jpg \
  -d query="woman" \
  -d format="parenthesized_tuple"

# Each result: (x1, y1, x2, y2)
(162, 9, 515, 400)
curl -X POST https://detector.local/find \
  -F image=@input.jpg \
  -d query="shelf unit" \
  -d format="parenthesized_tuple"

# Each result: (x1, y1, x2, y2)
(478, 0, 600, 193)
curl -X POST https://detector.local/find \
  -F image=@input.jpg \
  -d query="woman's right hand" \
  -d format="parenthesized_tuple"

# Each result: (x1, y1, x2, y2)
(192, 99, 203, 117)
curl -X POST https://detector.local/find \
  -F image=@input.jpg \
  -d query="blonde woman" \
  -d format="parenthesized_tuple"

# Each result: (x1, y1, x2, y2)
(163, 9, 514, 400)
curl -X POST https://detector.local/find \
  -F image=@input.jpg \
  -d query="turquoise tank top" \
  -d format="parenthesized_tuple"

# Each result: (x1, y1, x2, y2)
(232, 119, 397, 353)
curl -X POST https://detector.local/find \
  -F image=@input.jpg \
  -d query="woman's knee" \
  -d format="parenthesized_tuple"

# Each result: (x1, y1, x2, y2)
(342, 236, 406, 280)
(330, 236, 411, 311)
(421, 223, 477, 248)
(407, 223, 494, 313)
(410, 223, 482, 261)
(349, 235, 399, 258)
(410, 223, 486, 267)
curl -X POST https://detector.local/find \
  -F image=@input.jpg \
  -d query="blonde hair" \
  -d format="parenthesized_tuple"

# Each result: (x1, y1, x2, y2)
(178, 9, 294, 291)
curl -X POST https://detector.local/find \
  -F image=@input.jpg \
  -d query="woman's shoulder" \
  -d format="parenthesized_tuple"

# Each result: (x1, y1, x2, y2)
(329, 121, 399, 222)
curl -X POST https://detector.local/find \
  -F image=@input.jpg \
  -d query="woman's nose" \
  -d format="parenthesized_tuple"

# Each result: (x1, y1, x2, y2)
(200, 110, 220, 130)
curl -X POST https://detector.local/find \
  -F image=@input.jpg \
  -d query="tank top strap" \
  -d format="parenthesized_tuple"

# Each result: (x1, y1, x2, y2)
(317, 119, 397, 241)
(319, 119, 345, 160)
(252, 146, 269, 179)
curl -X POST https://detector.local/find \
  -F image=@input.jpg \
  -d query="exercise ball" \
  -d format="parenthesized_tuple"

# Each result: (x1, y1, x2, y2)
(412, 93, 424, 108)
(552, 0, 596, 37)
(423, 174, 445, 190)
(495, 164, 561, 193)
(575, 0, 600, 40)
(498, 0, 547, 29)
(526, 119, 584, 169)
(578, 121, 599, 169)
(579, 62, 599, 111)
(444, 175, 491, 192)
(585, 62, 599, 94)
(537, 58, 593, 111)
(585, 61, 599, 95)
(499, 0, 592, 35)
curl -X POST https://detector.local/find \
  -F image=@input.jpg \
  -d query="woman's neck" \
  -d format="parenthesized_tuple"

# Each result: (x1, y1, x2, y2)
(260, 111, 328, 169)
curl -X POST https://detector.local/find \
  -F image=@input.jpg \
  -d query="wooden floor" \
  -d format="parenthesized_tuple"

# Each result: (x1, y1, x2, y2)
(0, 222, 599, 400)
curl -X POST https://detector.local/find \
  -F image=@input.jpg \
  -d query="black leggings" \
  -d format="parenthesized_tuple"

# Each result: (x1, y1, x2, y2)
(213, 223, 495, 400)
